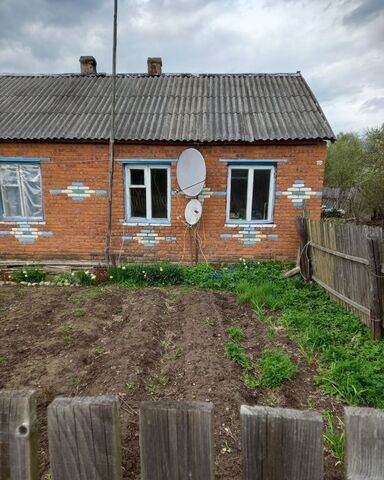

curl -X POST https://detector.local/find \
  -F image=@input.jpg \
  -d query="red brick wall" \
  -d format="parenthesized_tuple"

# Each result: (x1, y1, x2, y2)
(0, 141, 326, 262)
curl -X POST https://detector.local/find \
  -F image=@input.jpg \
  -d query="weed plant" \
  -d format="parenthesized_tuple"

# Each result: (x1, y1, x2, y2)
(227, 326, 244, 342)
(323, 412, 345, 465)
(256, 349, 297, 388)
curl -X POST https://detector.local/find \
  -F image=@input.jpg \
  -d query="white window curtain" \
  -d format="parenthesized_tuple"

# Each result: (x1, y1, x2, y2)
(0, 163, 43, 219)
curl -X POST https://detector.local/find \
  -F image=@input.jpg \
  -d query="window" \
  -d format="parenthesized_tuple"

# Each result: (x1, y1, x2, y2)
(227, 166, 275, 223)
(0, 163, 43, 220)
(125, 165, 170, 222)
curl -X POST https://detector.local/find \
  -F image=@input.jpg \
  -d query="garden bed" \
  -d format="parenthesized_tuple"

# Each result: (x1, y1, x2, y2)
(0, 283, 344, 479)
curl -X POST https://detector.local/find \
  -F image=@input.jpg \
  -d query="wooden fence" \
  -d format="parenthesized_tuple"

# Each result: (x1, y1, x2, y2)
(301, 219, 384, 339)
(1, 390, 384, 479)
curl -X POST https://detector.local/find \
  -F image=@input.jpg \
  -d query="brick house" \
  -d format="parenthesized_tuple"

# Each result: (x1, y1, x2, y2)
(0, 57, 334, 264)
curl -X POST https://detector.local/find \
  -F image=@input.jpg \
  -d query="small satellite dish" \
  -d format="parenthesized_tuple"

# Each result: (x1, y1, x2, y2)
(176, 148, 206, 197)
(185, 199, 202, 226)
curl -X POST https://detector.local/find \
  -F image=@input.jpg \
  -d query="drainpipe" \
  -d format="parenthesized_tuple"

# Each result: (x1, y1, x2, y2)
(104, 0, 118, 265)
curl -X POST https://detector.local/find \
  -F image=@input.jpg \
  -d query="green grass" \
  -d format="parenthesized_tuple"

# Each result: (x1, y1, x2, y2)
(224, 340, 258, 388)
(256, 349, 297, 388)
(108, 259, 384, 408)
(323, 412, 345, 465)
(227, 326, 244, 342)
(224, 335, 296, 389)
(224, 341, 252, 370)
(237, 279, 282, 311)
(235, 264, 384, 407)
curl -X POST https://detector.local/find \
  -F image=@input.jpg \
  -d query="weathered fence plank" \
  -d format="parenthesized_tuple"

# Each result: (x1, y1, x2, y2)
(367, 236, 384, 340)
(296, 216, 311, 281)
(0, 390, 38, 480)
(47, 396, 122, 480)
(345, 407, 384, 479)
(140, 400, 214, 480)
(241, 405, 323, 480)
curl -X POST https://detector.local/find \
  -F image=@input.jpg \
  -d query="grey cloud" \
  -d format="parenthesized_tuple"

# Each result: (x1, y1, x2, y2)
(361, 97, 384, 113)
(343, 0, 384, 25)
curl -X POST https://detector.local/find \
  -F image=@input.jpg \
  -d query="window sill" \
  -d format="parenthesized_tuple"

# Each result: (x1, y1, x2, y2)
(123, 221, 171, 227)
(225, 222, 276, 228)
(0, 219, 45, 225)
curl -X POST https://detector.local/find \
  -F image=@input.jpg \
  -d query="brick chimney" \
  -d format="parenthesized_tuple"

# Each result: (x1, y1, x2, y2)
(147, 57, 162, 76)
(79, 56, 97, 74)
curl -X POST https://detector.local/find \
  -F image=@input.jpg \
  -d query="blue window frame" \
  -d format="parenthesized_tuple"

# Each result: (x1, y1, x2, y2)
(0, 163, 44, 221)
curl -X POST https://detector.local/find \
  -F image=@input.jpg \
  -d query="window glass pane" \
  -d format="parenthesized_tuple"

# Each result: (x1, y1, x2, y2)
(130, 169, 144, 185)
(0, 165, 18, 186)
(0, 165, 22, 217)
(251, 170, 271, 220)
(151, 169, 168, 219)
(2, 186, 22, 217)
(20, 165, 43, 218)
(229, 169, 248, 220)
(130, 188, 146, 218)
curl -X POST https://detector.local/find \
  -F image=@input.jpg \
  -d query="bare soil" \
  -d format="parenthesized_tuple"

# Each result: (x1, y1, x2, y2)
(0, 284, 344, 479)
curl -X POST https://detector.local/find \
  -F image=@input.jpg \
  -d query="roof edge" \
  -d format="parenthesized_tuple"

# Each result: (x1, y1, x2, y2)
(0, 72, 303, 78)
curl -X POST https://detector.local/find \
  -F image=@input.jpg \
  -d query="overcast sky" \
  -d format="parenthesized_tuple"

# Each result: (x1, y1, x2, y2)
(0, 0, 383, 134)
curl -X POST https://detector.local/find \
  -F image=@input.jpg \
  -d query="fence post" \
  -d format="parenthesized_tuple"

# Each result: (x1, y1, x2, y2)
(240, 405, 323, 480)
(367, 235, 384, 340)
(47, 396, 122, 480)
(345, 407, 384, 479)
(296, 216, 311, 281)
(140, 400, 214, 480)
(0, 390, 38, 480)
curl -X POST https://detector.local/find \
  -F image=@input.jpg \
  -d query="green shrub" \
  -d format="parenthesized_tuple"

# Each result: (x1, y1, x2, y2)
(74, 270, 96, 285)
(52, 271, 96, 285)
(108, 262, 184, 287)
(256, 349, 297, 388)
(12, 267, 46, 283)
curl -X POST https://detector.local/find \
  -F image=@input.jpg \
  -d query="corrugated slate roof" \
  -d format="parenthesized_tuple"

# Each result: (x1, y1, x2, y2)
(0, 73, 334, 142)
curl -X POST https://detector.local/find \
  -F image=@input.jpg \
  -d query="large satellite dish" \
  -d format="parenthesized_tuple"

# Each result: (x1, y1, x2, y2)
(176, 148, 206, 197)
(185, 199, 202, 225)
